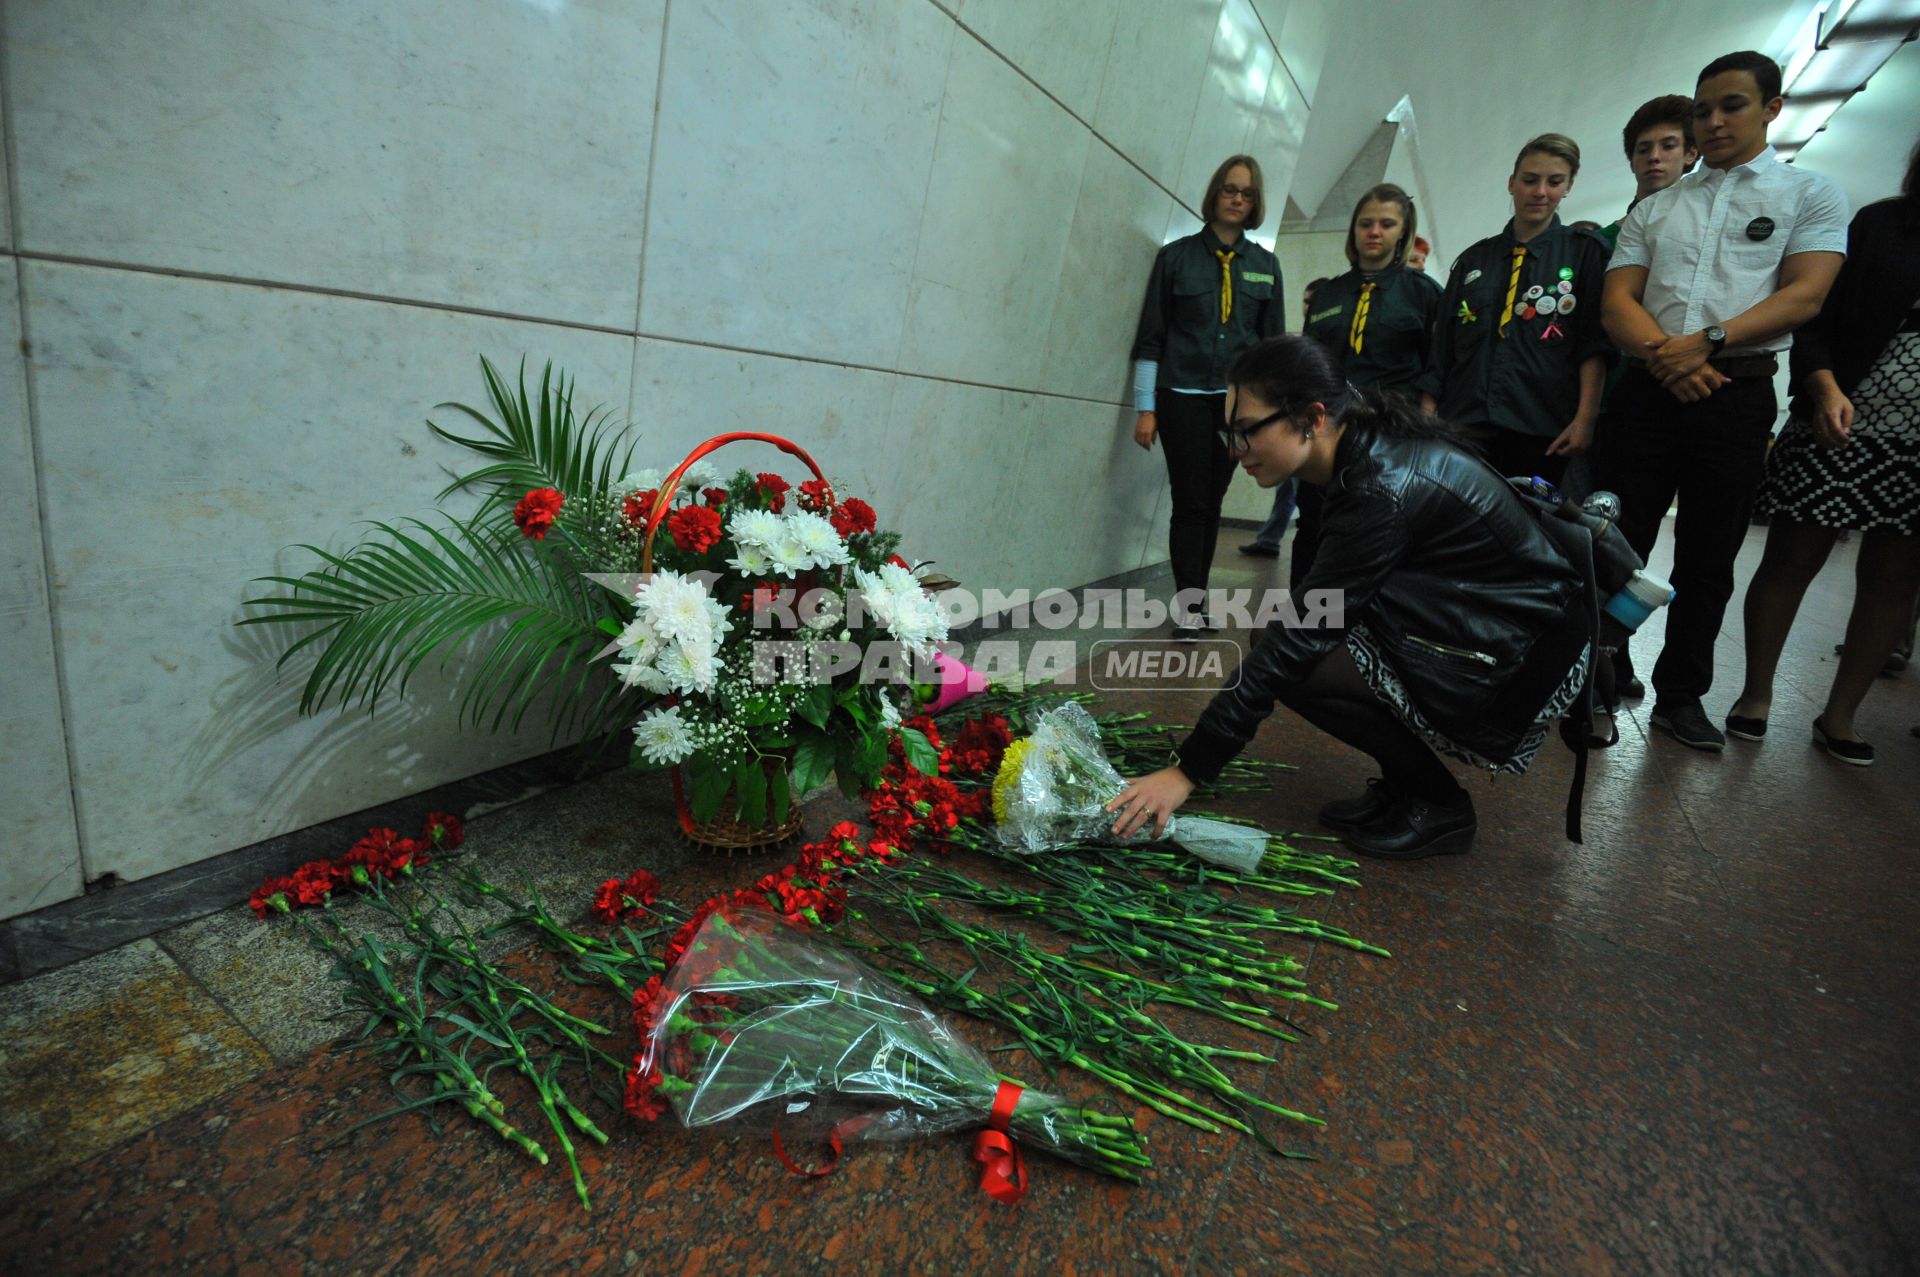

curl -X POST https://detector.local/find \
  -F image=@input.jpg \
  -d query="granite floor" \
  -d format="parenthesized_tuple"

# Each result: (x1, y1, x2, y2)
(0, 523, 1915, 1276)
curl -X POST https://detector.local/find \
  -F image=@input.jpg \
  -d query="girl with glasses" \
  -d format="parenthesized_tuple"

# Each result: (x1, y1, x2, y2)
(1108, 335, 1591, 860)
(1130, 155, 1286, 639)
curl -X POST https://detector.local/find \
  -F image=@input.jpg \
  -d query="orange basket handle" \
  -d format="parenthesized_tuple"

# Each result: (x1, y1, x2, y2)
(641, 432, 828, 573)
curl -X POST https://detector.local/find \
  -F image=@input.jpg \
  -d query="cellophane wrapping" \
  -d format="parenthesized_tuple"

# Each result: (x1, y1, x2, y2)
(994, 703, 1267, 872)
(635, 906, 1147, 1179)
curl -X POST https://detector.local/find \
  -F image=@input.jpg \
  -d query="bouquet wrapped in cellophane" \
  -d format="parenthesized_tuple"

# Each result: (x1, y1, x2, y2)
(627, 906, 1150, 1190)
(991, 703, 1267, 872)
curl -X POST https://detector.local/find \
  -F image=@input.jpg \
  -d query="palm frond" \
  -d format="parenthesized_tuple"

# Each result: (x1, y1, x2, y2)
(241, 513, 632, 742)
(428, 357, 639, 527)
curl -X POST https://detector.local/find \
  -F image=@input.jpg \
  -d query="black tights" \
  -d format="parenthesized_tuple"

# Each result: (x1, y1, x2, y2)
(1280, 646, 1466, 805)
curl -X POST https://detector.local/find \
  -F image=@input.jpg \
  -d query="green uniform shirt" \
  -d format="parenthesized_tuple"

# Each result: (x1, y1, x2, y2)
(1131, 229, 1286, 392)
(1301, 264, 1444, 393)
(1419, 217, 1613, 438)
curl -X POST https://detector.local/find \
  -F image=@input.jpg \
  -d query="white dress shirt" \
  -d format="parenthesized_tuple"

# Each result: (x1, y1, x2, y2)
(1609, 146, 1848, 356)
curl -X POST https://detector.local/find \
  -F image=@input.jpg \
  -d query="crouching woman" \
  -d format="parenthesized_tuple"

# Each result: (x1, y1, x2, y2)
(1111, 335, 1591, 859)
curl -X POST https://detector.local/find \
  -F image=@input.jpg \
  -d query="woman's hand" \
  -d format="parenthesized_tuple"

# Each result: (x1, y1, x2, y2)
(1133, 411, 1158, 450)
(1106, 766, 1196, 839)
(1546, 416, 1594, 457)
(1812, 385, 1855, 449)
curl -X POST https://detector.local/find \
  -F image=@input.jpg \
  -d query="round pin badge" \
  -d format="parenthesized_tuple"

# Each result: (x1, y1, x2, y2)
(1520, 305, 1536, 321)
(1558, 266, 1574, 280)
(1746, 216, 1775, 242)
(1557, 280, 1574, 294)
(1557, 294, 1576, 315)
(1524, 284, 1545, 301)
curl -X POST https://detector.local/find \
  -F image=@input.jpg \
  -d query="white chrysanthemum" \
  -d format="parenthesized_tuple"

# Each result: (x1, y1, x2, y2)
(632, 705, 694, 765)
(888, 590, 949, 660)
(728, 508, 785, 550)
(727, 544, 772, 576)
(683, 641, 719, 693)
(765, 536, 813, 578)
(876, 562, 920, 598)
(618, 468, 664, 494)
(785, 510, 850, 568)
(641, 571, 728, 648)
(613, 653, 671, 693)
(878, 696, 902, 730)
(681, 460, 722, 493)
(616, 615, 663, 663)
(655, 644, 701, 695)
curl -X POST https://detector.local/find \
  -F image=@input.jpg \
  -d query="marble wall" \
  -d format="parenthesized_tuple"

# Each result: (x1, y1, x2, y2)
(0, 0, 1324, 918)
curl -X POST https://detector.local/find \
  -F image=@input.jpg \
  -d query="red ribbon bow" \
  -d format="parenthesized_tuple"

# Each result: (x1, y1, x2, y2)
(971, 1081, 1028, 1204)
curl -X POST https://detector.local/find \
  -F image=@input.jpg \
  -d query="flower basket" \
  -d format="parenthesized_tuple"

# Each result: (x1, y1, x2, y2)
(644, 433, 826, 851)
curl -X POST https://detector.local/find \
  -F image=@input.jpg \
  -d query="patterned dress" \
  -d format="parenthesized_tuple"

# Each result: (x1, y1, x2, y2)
(1759, 310, 1920, 535)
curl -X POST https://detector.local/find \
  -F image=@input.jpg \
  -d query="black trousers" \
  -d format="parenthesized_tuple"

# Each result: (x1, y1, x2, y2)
(1476, 426, 1571, 487)
(1157, 390, 1236, 603)
(1591, 366, 1775, 707)
(1279, 646, 1465, 805)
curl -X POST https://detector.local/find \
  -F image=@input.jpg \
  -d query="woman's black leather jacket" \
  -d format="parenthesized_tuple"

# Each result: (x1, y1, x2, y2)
(1178, 424, 1583, 781)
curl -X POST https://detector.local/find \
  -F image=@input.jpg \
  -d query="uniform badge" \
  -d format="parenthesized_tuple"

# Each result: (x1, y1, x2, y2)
(1746, 217, 1775, 241)
(1557, 294, 1576, 314)
(1464, 269, 1483, 285)
(1558, 266, 1575, 280)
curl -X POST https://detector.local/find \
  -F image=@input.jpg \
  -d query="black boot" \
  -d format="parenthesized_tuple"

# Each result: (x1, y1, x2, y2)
(1343, 791, 1476, 860)
(1319, 778, 1395, 833)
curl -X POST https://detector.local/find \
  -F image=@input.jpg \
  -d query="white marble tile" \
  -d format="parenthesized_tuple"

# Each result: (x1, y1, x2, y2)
(0, 260, 82, 919)
(0, 89, 11, 250)
(625, 336, 899, 509)
(1038, 143, 1174, 402)
(638, 0, 953, 367)
(958, 0, 1120, 122)
(1249, 55, 1310, 213)
(1008, 396, 1167, 590)
(1274, 0, 1334, 107)
(1175, 0, 1272, 204)
(23, 262, 638, 884)
(6, 0, 663, 328)
(1093, 0, 1223, 196)
(880, 376, 1041, 592)
(898, 37, 1091, 389)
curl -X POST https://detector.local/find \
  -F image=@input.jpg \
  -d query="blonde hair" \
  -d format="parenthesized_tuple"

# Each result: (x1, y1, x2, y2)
(1513, 133, 1581, 178)
(1344, 183, 1417, 267)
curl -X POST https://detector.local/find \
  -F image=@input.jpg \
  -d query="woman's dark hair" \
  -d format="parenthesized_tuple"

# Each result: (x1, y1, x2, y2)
(1227, 335, 1458, 444)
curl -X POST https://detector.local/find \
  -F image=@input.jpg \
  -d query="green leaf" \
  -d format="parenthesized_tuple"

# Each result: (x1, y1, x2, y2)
(796, 683, 834, 729)
(769, 766, 791, 826)
(790, 731, 835, 797)
(898, 726, 939, 777)
(734, 757, 767, 828)
(688, 758, 731, 823)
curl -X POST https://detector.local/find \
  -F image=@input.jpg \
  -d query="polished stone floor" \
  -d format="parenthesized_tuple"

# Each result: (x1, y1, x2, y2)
(0, 524, 1914, 1275)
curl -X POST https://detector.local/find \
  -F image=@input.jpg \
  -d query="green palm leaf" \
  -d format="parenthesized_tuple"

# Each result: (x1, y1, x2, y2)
(428, 357, 639, 531)
(241, 513, 632, 742)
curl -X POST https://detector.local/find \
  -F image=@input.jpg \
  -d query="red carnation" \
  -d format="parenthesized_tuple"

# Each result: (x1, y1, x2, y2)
(754, 473, 790, 512)
(623, 1057, 670, 1122)
(421, 811, 464, 850)
(592, 869, 661, 924)
(797, 478, 835, 512)
(631, 975, 671, 1044)
(830, 498, 877, 537)
(624, 489, 660, 525)
(513, 487, 565, 541)
(702, 487, 729, 508)
(667, 504, 723, 554)
(250, 875, 298, 919)
(886, 554, 910, 570)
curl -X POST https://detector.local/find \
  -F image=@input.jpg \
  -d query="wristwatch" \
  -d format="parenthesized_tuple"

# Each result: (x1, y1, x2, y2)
(1704, 325, 1727, 354)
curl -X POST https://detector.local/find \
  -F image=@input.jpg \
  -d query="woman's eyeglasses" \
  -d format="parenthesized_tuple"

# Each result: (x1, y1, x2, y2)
(1218, 408, 1289, 456)
(1218, 184, 1258, 201)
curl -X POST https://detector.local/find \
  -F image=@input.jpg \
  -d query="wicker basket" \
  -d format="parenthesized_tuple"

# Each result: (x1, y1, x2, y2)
(643, 432, 828, 852)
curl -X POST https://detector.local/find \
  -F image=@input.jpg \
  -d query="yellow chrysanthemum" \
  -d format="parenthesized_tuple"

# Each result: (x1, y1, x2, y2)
(990, 737, 1032, 826)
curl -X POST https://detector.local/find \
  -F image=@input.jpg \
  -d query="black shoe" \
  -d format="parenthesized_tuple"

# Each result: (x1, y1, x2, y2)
(1650, 702, 1725, 751)
(1319, 778, 1395, 834)
(1811, 715, 1874, 766)
(1238, 542, 1280, 558)
(1725, 713, 1767, 742)
(1342, 793, 1476, 860)
(1170, 624, 1201, 642)
(1618, 675, 1646, 701)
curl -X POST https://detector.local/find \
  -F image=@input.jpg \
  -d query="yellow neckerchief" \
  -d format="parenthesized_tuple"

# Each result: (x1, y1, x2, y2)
(1497, 245, 1527, 337)
(1215, 248, 1237, 323)
(1348, 280, 1376, 354)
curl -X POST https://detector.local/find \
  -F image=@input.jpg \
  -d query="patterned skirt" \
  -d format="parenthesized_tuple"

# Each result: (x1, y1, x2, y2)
(1756, 329, 1920, 535)
(1347, 624, 1591, 774)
